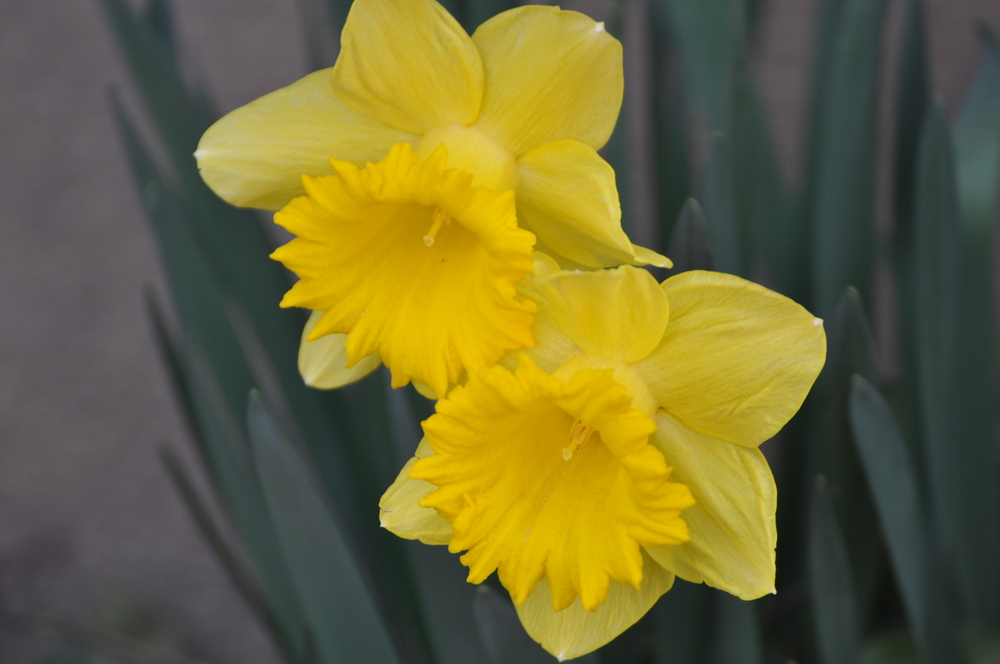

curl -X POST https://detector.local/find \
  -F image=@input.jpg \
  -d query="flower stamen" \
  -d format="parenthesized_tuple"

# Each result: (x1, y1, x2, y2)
(562, 419, 595, 460)
(424, 206, 451, 246)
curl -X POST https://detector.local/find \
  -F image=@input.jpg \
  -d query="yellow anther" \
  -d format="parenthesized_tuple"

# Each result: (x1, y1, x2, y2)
(423, 206, 451, 246)
(562, 419, 595, 460)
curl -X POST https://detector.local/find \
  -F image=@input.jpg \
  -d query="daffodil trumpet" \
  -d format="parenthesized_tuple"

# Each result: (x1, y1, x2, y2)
(195, 0, 671, 396)
(380, 262, 827, 659)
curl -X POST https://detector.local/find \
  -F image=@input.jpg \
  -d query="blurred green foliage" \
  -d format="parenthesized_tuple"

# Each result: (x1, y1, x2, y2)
(100, 0, 1000, 662)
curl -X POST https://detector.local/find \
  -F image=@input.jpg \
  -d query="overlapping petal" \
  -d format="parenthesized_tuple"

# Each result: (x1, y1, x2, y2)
(332, 0, 483, 135)
(637, 271, 827, 447)
(379, 439, 452, 545)
(515, 140, 669, 269)
(515, 550, 674, 661)
(645, 411, 777, 599)
(297, 311, 382, 389)
(543, 266, 670, 364)
(471, 6, 623, 155)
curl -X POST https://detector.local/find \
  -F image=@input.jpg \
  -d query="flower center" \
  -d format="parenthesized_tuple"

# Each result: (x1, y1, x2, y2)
(416, 125, 517, 192)
(423, 206, 452, 246)
(412, 357, 693, 612)
(563, 419, 595, 460)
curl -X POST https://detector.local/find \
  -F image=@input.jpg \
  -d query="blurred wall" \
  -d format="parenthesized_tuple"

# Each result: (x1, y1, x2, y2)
(0, 1, 998, 663)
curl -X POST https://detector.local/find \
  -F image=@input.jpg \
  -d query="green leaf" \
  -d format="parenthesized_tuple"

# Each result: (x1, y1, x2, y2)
(652, 580, 713, 664)
(950, 26, 1000, 627)
(472, 586, 554, 664)
(248, 392, 403, 664)
(399, 544, 493, 664)
(805, 0, 886, 317)
(859, 633, 919, 664)
(809, 288, 880, 619)
(656, 0, 737, 131)
(158, 445, 297, 662)
(893, 0, 930, 243)
(849, 377, 958, 662)
(658, 0, 787, 284)
(708, 595, 764, 664)
(649, 4, 692, 243)
(700, 137, 741, 275)
(666, 198, 714, 273)
(809, 478, 861, 664)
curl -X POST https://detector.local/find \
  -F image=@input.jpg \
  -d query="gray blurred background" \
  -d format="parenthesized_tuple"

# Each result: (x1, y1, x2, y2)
(1, 0, 998, 662)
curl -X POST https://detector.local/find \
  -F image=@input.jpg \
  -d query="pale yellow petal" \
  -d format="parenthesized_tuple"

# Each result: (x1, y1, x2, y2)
(630, 244, 672, 269)
(498, 261, 580, 375)
(515, 550, 674, 661)
(637, 271, 826, 447)
(471, 7, 622, 155)
(298, 311, 382, 389)
(379, 439, 452, 545)
(516, 140, 642, 269)
(196, 69, 416, 211)
(331, 0, 483, 135)
(543, 266, 670, 364)
(645, 411, 776, 599)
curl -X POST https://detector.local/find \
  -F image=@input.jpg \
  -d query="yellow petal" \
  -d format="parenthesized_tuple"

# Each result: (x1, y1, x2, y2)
(412, 357, 691, 612)
(331, 0, 483, 135)
(471, 7, 622, 155)
(543, 266, 670, 365)
(515, 141, 668, 269)
(637, 271, 826, 447)
(515, 550, 674, 661)
(379, 439, 453, 545)
(498, 260, 580, 375)
(630, 244, 672, 269)
(297, 311, 382, 389)
(272, 143, 536, 397)
(645, 410, 777, 599)
(196, 69, 416, 211)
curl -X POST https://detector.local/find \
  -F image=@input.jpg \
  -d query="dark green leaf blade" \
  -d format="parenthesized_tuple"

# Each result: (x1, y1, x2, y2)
(806, 0, 887, 317)
(248, 392, 402, 664)
(472, 586, 555, 664)
(667, 198, 714, 273)
(849, 377, 958, 662)
(809, 478, 861, 664)
(950, 26, 1000, 627)
(809, 288, 880, 619)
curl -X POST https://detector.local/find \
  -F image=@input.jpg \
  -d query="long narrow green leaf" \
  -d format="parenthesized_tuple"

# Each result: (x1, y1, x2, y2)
(667, 198, 715, 273)
(849, 377, 958, 662)
(700, 137, 741, 275)
(950, 27, 1000, 627)
(708, 596, 764, 664)
(658, 0, 787, 284)
(472, 586, 554, 664)
(810, 288, 880, 618)
(157, 445, 297, 662)
(806, 0, 886, 317)
(809, 478, 861, 664)
(652, 581, 713, 664)
(912, 103, 971, 631)
(649, 3, 691, 244)
(893, 0, 929, 242)
(248, 392, 403, 664)
(110, 90, 308, 657)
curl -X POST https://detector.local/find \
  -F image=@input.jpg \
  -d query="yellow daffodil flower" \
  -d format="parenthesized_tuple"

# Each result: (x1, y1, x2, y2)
(195, 0, 668, 397)
(379, 261, 826, 659)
